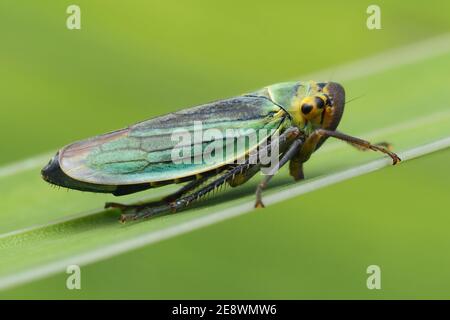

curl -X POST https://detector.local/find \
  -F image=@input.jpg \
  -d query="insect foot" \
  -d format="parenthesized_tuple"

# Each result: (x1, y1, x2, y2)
(373, 142, 401, 165)
(392, 154, 401, 165)
(119, 213, 138, 224)
(366, 144, 401, 165)
(380, 149, 401, 165)
(254, 200, 266, 209)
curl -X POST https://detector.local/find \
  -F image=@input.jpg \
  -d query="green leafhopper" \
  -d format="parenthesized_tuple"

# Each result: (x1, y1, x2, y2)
(42, 81, 400, 222)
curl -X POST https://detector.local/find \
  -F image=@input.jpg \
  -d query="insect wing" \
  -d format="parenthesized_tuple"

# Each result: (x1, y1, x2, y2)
(59, 96, 288, 185)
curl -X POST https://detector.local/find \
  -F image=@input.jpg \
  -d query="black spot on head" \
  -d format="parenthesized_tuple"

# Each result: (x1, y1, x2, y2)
(315, 96, 325, 109)
(301, 103, 313, 115)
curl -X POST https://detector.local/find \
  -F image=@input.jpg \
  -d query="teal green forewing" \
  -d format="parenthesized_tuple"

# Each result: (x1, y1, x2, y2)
(58, 96, 289, 185)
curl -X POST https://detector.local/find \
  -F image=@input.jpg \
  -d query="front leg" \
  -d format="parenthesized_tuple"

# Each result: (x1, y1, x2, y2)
(347, 141, 392, 152)
(289, 129, 401, 184)
(312, 129, 401, 164)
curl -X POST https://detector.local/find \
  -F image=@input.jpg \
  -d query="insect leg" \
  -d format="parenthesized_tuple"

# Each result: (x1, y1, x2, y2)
(162, 174, 211, 202)
(228, 164, 260, 187)
(255, 138, 303, 208)
(105, 174, 211, 211)
(233, 126, 304, 187)
(347, 141, 392, 151)
(119, 163, 252, 222)
(312, 129, 401, 164)
(289, 154, 304, 181)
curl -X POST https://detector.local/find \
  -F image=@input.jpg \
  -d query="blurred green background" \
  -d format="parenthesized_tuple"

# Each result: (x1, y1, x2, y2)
(0, 0, 449, 298)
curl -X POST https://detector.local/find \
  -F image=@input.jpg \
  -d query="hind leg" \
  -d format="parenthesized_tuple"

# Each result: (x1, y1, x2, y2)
(105, 175, 210, 212)
(119, 163, 252, 222)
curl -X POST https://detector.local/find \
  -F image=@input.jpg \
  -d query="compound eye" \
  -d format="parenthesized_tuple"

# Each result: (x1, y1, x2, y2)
(315, 97, 325, 109)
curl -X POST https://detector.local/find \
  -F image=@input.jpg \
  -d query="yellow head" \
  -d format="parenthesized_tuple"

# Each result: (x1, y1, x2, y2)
(289, 81, 345, 132)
